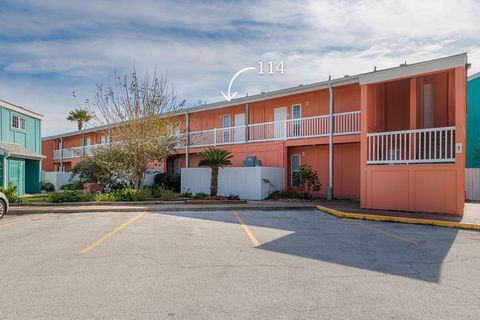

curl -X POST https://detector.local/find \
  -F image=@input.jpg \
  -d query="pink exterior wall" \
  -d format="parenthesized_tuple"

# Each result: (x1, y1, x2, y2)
(361, 68, 466, 216)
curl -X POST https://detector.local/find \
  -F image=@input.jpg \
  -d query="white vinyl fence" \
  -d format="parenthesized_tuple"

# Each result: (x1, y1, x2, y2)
(466, 168, 480, 201)
(42, 171, 79, 191)
(181, 167, 284, 200)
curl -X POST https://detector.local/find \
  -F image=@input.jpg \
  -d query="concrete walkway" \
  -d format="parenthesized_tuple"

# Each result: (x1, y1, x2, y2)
(317, 200, 480, 230)
(8, 200, 316, 215)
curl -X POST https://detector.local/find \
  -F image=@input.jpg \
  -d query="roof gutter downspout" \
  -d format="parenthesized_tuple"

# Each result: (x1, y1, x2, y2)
(2, 151, 8, 188)
(185, 112, 190, 168)
(327, 76, 334, 201)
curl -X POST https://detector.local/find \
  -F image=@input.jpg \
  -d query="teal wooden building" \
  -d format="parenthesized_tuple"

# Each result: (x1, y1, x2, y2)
(467, 73, 480, 168)
(0, 100, 43, 194)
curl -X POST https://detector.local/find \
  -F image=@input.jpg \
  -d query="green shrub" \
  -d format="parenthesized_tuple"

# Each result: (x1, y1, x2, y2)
(193, 192, 207, 200)
(153, 172, 181, 192)
(60, 180, 84, 191)
(113, 188, 151, 201)
(0, 182, 22, 203)
(266, 190, 311, 200)
(152, 185, 175, 201)
(40, 181, 55, 192)
(179, 189, 193, 198)
(94, 192, 117, 202)
(47, 191, 93, 203)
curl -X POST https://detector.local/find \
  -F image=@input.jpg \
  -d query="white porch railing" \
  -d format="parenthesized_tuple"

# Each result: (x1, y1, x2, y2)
(52, 111, 361, 159)
(367, 126, 455, 164)
(52, 143, 109, 160)
(187, 111, 360, 147)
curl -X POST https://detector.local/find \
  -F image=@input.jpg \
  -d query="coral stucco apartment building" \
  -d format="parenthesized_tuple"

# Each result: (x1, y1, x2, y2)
(42, 53, 468, 216)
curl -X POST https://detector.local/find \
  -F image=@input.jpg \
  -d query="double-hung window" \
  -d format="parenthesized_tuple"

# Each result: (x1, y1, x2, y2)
(292, 104, 301, 137)
(291, 154, 301, 187)
(223, 115, 231, 143)
(11, 114, 26, 131)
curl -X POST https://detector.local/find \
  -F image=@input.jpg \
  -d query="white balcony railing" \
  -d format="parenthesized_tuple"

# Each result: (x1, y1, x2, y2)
(52, 143, 109, 160)
(367, 126, 455, 165)
(53, 111, 361, 160)
(187, 111, 361, 148)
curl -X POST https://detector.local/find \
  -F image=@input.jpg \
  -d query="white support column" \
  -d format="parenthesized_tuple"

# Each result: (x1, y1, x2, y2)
(2, 155, 7, 188)
(327, 77, 334, 200)
(60, 137, 64, 172)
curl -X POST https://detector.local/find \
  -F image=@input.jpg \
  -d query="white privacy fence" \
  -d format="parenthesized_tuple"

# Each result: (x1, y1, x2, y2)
(42, 171, 79, 190)
(181, 167, 285, 200)
(185, 111, 361, 148)
(367, 126, 455, 164)
(466, 168, 480, 201)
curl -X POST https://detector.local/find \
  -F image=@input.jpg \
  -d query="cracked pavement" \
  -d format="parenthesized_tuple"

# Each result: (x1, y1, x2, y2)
(0, 209, 479, 319)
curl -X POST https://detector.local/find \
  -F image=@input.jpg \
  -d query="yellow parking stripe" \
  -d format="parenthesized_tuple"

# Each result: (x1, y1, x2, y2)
(346, 219, 417, 245)
(0, 214, 53, 229)
(79, 212, 145, 255)
(233, 210, 261, 248)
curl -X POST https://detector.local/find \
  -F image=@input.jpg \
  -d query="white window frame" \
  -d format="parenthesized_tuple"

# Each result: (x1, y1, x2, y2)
(173, 159, 182, 174)
(291, 104, 302, 137)
(291, 104, 302, 119)
(11, 114, 26, 131)
(223, 114, 231, 143)
(291, 154, 301, 187)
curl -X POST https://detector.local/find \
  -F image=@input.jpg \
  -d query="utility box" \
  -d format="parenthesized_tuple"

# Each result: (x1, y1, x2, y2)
(243, 156, 262, 167)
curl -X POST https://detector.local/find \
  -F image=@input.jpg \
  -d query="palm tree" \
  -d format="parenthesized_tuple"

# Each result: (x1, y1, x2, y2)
(67, 109, 92, 131)
(198, 147, 233, 196)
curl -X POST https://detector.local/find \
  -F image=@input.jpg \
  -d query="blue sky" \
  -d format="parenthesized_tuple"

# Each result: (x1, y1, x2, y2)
(1, 0, 480, 135)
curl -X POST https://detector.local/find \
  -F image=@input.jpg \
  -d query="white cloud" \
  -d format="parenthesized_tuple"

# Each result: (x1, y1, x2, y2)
(1, 0, 479, 135)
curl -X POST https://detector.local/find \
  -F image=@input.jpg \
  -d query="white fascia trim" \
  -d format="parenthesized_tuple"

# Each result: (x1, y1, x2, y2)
(359, 53, 468, 85)
(468, 72, 480, 81)
(0, 100, 44, 120)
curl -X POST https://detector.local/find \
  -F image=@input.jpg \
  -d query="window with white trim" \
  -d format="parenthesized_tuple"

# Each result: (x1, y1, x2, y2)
(292, 104, 301, 137)
(291, 154, 301, 187)
(11, 114, 26, 130)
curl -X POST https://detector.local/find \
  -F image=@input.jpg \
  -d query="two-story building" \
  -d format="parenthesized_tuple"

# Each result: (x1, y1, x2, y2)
(0, 100, 43, 194)
(42, 53, 468, 215)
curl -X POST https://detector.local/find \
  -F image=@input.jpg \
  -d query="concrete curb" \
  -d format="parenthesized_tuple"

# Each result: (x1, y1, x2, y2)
(7, 204, 316, 215)
(11, 200, 187, 207)
(317, 205, 480, 231)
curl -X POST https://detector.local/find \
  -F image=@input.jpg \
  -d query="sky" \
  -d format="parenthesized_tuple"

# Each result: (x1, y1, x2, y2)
(1, 0, 480, 136)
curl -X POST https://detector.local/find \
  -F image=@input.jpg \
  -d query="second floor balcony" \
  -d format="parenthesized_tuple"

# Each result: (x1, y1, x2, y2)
(182, 111, 361, 148)
(52, 111, 361, 160)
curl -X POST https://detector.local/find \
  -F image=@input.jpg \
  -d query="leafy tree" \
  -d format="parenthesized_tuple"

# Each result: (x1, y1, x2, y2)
(298, 165, 322, 198)
(71, 147, 132, 188)
(67, 108, 92, 131)
(198, 147, 232, 196)
(85, 68, 184, 189)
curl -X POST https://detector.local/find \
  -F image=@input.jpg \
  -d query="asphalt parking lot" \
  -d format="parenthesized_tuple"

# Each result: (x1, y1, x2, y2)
(0, 209, 479, 320)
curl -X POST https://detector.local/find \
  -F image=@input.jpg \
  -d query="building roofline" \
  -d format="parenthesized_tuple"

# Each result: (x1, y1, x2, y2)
(0, 99, 44, 120)
(359, 53, 468, 85)
(468, 71, 480, 81)
(42, 53, 468, 141)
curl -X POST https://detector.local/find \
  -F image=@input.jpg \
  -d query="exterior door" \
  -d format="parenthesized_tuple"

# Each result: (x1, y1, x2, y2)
(173, 159, 181, 174)
(274, 107, 287, 139)
(234, 113, 246, 143)
(423, 83, 434, 128)
(8, 159, 25, 195)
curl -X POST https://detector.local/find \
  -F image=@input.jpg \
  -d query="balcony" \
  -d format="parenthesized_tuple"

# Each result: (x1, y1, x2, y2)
(185, 111, 361, 148)
(52, 111, 361, 159)
(367, 126, 455, 165)
(53, 143, 109, 160)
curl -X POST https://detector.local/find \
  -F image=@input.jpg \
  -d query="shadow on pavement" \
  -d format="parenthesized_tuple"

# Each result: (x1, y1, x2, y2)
(153, 209, 460, 283)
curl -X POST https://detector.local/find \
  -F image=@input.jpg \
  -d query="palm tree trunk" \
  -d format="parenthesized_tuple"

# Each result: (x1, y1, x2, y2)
(210, 167, 219, 196)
